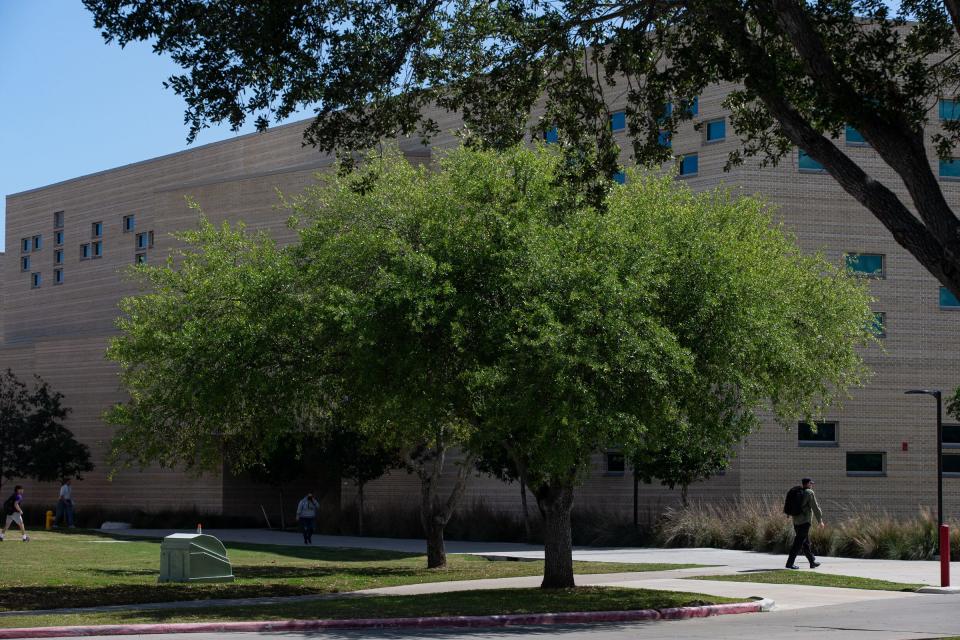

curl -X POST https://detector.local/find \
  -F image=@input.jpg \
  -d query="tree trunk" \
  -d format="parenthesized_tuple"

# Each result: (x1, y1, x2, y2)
(416, 440, 473, 569)
(424, 517, 447, 568)
(278, 486, 286, 530)
(535, 483, 575, 589)
(681, 484, 689, 508)
(357, 482, 365, 537)
(633, 470, 639, 529)
(520, 474, 531, 541)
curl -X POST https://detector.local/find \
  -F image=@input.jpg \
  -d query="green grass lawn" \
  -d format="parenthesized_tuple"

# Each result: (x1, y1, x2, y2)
(689, 570, 922, 592)
(0, 586, 744, 629)
(0, 530, 703, 611)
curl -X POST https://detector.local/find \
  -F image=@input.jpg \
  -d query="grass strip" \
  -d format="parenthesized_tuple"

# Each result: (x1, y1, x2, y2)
(0, 586, 744, 629)
(0, 531, 704, 611)
(689, 571, 922, 592)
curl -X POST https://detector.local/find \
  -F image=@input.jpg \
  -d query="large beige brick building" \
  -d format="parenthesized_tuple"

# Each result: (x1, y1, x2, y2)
(3, 84, 959, 523)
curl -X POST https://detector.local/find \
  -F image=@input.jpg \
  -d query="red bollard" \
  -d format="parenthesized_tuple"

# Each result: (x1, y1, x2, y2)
(940, 524, 951, 588)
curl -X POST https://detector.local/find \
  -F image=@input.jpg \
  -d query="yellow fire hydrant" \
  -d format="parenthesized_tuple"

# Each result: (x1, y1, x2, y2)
(45, 510, 55, 530)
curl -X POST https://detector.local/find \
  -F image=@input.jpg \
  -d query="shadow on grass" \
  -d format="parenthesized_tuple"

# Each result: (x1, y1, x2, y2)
(232, 565, 425, 580)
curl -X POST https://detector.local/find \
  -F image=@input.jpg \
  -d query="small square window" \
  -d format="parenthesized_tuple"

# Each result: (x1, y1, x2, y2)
(135, 253, 147, 265)
(80, 243, 91, 260)
(54, 211, 64, 229)
(870, 312, 886, 338)
(940, 159, 960, 179)
(54, 268, 64, 285)
(54, 249, 63, 266)
(845, 125, 867, 145)
(31, 272, 41, 289)
(55, 230, 64, 246)
(544, 127, 559, 144)
(847, 452, 885, 476)
(21, 238, 30, 253)
(20, 256, 30, 272)
(845, 253, 884, 278)
(32, 235, 42, 251)
(658, 130, 672, 148)
(93, 240, 103, 258)
(123, 215, 136, 232)
(679, 153, 698, 177)
(612, 171, 626, 185)
(610, 110, 626, 132)
(798, 421, 837, 446)
(706, 119, 726, 142)
(940, 98, 960, 121)
(92, 222, 103, 238)
(799, 150, 825, 172)
(605, 451, 625, 476)
(944, 453, 960, 476)
(940, 287, 960, 309)
(944, 424, 960, 447)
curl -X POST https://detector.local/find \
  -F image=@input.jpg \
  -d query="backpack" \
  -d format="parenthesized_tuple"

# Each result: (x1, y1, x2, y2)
(2, 494, 15, 516)
(783, 486, 806, 516)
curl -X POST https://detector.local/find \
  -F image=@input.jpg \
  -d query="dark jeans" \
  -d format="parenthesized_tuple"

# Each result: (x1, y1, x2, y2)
(55, 500, 74, 527)
(787, 522, 816, 566)
(299, 516, 315, 543)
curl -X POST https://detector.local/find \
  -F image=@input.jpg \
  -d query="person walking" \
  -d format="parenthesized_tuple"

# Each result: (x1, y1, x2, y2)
(786, 477, 823, 569)
(296, 492, 319, 545)
(55, 478, 75, 528)
(1, 485, 30, 542)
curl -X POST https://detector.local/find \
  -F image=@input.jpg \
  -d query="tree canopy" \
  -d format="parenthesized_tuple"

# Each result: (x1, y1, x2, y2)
(85, 0, 960, 295)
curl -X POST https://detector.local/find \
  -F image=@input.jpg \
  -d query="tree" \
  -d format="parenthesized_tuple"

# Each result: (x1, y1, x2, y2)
(84, 0, 960, 297)
(630, 426, 734, 507)
(0, 370, 93, 492)
(474, 437, 535, 541)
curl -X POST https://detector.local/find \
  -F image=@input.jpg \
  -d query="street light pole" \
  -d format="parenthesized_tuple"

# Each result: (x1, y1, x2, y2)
(906, 389, 949, 588)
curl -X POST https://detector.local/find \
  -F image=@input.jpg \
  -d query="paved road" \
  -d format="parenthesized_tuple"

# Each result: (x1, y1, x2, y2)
(52, 594, 960, 640)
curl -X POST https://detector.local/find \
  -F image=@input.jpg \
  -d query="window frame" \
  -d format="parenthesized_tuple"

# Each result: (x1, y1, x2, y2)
(678, 153, 699, 178)
(54, 249, 63, 266)
(943, 452, 960, 477)
(54, 268, 64, 286)
(846, 451, 886, 477)
(92, 221, 103, 238)
(21, 238, 30, 253)
(940, 98, 960, 121)
(705, 118, 726, 143)
(940, 287, 960, 310)
(32, 235, 42, 251)
(797, 421, 838, 447)
(80, 243, 91, 260)
(939, 158, 960, 180)
(123, 215, 135, 233)
(943, 424, 960, 449)
(31, 272, 41, 289)
(845, 253, 885, 279)
(20, 255, 30, 272)
(604, 450, 626, 477)
(135, 253, 147, 265)
(798, 149, 826, 173)
(53, 210, 65, 229)
(93, 240, 103, 259)
(870, 312, 886, 339)
(845, 125, 868, 146)
(54, 230, 64, 246)
(609, 110, 626, 132)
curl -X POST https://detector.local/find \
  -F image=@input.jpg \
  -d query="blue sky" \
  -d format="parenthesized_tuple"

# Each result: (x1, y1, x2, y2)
(0, 2, 310, 253)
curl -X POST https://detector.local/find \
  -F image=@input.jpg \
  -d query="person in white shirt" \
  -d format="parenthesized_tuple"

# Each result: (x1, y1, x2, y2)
(55, 479, 75, 528)
(296, 492, 319, 544)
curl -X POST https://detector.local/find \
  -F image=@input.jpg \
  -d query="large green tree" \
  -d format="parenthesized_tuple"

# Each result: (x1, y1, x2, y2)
(85, 0, 960, 296)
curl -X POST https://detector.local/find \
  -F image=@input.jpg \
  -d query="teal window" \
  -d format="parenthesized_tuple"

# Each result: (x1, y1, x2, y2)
(545, 127, 559, 143)
(870, 312, 886, 338)
(31, 273, 41, 289)
(847, 452, 885, 476)
(606, 451, 625, 475)
(136, 232, 148, 250)
(706, 119, 725, 142)
(20, 256, 30, 272)
(940, 159, 960, 178)
(941, 287, 960, 308)
(658, 130, 672, 148)
(123, 215, 135, 232)
(845, 253, 884, 277)
(612, 171, 626, 185)
(21, 238, 30, 253)
(135, 253, 147, 265)
(92, 221, 103, 238)
(54, 269, 63, 285)
(610, 111, 626, 132)
(940, 99, 960, 121)
(679, 153, 698, 176)
(93, 240, 103, 258)
(846, 126, 866, 145)
(80, 243, 90, 260)
(799, 150, 824, 172)
(54, 249, 63, 266)
(53, 211, 64, 229)
(55, 230, 64, 246)
(686, 96, 698, 117)
(798, 421, 837, 446)
(32, 235, 41, 250)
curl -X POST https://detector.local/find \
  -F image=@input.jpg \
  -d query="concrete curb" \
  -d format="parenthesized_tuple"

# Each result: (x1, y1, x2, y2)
(0, 599, 773, 638)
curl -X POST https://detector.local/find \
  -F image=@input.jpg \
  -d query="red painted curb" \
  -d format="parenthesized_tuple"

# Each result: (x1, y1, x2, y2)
(0, 602, 763, 638)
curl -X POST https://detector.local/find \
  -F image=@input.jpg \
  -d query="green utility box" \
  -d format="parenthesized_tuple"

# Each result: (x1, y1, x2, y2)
(158, 533, 234, 583)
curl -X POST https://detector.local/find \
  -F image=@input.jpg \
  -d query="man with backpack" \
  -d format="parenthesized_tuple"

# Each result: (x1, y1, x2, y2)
(1, 485, 30, 542)
(784, 477, 823, 569)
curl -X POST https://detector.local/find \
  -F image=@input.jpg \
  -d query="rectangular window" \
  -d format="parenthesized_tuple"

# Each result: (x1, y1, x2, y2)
(798, 421, 837, 446)
(683, 96, 699, 117)
(679, 153, 698, 176)
(20, 256, 30, 272)
(658, 130, 672, 148)
(605, 451, 625, 476)
(54, 249, 63, 265)
(944, 424, 960, 447)
(610, 110, 626, 132)
(92, 221, 103, 238)
(941, 287, 960, 309)
(21, 238, 30, 253)
(55, 230, 64, 246)
(940, 98, 960, 121)
(799, 150, 825, 172)
(135, 253, 147, 265)
(845, 253, 884, 278)
(54, 268, 63, 285)
(847, 452, 885, 476)
(149, 230, 155, 248)
(944, 453, 960, 476)
(80, 243, 91, 260)
(123, 215, 136, 232)
(612, 171, 626, 185)
(871, 312, 886, 338)
(659, 102, 673, 123)
(545, 127, 559, 143)
(939, 159, 960, 178)
(845, 125, 867, 145)
(93, 240, 103, 258)
(136, 232, 149, 250)
(31, 272, 41, 289)
(706, 119, 726, 142)
(32, 235, 42, 251)
(54, 210, 64, 229)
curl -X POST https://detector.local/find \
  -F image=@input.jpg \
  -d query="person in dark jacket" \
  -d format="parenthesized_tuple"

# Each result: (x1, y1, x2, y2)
(787, 477, 824, 569)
